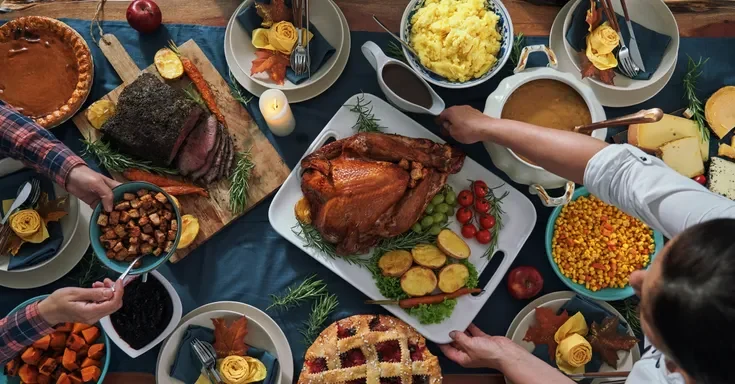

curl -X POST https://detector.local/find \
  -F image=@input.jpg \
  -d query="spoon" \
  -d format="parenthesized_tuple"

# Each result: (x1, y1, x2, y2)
(372, 16, 443, 78)
(0, 182, 32, 225)
(111, 254, 145, 292)
(573, 108, 664, 135)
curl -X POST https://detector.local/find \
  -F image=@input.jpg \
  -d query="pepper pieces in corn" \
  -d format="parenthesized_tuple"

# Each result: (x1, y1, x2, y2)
(551, 195, 654, 292)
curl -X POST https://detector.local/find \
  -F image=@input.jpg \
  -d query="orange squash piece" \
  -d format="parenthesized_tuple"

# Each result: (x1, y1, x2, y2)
(71, 323, 91, 334)
(38, 373, 52, 384)
(56, 372, 71, 384)
(86, 344, 104, 360)
(80, 366, 101, 383)
(54, 323, 73, 332)
(38, 357, 58, 376)
(77, 344, 89, 359)
(80, 357, 101, 369)
(80, 326, 100, 344)
(19, 364, 39, 383)
(67, 373, 83, 384)
(21, 347, 43, 365)
(65, 334, 86, 352)
(33, 335, 52, 351)
(49, 332, 67, 350)
(61, 349, 78, 371)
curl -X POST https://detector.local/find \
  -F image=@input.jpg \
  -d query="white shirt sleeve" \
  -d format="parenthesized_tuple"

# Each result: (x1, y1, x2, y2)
(583, 144, 735, 239)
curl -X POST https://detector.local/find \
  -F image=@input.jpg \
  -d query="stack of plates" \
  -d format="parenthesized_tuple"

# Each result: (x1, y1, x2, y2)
(225, 0, 351, 103)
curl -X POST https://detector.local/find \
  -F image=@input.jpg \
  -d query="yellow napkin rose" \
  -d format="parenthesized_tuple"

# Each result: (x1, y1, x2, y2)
(9, 209, 49, 244)
(555, 312, 589, 344)
(556, 334, 593, 375)
(217, 356, 267, 384)
(586, 22, 619, 70)
(251, 21, 314, 55)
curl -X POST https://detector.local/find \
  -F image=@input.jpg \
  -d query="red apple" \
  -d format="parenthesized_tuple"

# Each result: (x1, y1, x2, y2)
(126, 0, 162, 34)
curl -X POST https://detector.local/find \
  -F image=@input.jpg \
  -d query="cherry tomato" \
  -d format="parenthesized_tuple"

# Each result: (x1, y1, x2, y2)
(693, 175, 706, 185)
(479, 214, 496, 229)
(474, 198, 490, 213)
(473, 180, 488, 198)
(456, 207, 473, 224)
(476, 229, 491, 244)
(457, 190, 474, 207)
(461, 223, 477, 239)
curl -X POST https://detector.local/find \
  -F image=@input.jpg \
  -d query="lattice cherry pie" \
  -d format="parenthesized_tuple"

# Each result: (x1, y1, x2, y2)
(298, 315, 442, 384)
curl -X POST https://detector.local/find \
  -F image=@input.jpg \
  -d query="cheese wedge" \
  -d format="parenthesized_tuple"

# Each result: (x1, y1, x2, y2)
(629, 114, 709, 161)
(718, 143, 735, 161)
(709, 157, 735, 200)
(705, 86, 735, 139)
(659, 137, 705, 178)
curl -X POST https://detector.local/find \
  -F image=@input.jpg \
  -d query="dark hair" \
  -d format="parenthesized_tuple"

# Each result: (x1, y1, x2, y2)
(651, 218, 735, 384)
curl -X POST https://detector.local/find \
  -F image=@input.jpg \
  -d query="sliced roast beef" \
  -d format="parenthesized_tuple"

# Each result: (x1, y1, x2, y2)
(191, 123, 221, 180)
(203, 124, 227, 184)
(177, 114, 218, 175)
(224, 134, 235, 178)
(217, 133, 230, 181)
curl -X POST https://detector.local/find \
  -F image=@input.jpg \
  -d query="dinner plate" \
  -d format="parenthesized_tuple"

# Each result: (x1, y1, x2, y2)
(549, 0, 676, 108)
(155, 301, 294, 384)
(224, 0, 351, 103)
(504, 291, 641, 384)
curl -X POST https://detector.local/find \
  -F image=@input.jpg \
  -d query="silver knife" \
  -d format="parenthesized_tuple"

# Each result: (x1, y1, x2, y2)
(619, 0, 645, 72)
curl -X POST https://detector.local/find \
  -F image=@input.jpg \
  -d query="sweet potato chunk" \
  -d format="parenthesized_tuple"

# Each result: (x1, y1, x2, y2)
(55, 323, 73, 332)
(33, 335, 51, 350)
(21, 347, 43, 365)
(80, 327, 100, 344)
(77, 344, 89, 359)
(19, 364, 38, 383)
(80, 357, 101, 369)
(80, 366, 101, 383)
(49, 332, 67, 350)
(62, 349, 78, 371)
(4, 357, 21, 376)
(68, 373, 83, 384)
(72, 323, 91, 334)
(38, 357, 57, 375)
(57, 372, 71, 384)
(38, 373, 51, 384)
(87, 344, 104, 360)
(65, 334, 86, 352)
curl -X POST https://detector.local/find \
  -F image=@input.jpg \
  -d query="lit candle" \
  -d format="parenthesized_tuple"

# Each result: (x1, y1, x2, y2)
(259, 89, 295, 137)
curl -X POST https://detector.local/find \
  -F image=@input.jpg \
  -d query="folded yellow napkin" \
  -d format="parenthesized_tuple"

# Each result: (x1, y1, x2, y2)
(9, 209, 49, 244)
(555, 312, 589, 343)
(194, 356, 268, 384)
(252, 21, 314, 54)
(586, 22, 619, 70)
(556, 333, 593, 375)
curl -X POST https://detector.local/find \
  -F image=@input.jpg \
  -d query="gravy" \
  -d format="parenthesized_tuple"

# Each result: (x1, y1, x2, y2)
(382, 64, 433, 109)
(501, 79, 592, 165)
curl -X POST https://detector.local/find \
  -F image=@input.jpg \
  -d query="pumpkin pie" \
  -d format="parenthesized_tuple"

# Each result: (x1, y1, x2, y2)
(0, 16, 93, 128)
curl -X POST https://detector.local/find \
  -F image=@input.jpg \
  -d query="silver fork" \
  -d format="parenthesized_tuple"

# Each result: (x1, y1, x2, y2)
(601, 0, 638, 78)
(191, 338, 223, 384)
(289, 0, 308, 76)
(27, 178, 41, 208)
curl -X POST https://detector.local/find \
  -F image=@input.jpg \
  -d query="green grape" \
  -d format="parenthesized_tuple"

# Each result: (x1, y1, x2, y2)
(432, 212, 447, 224)
(431, 194, 445, 205)
(435, 203, 450, 214)
(425, 204, 435, 215)
(412, 223, 423, 233)
(445, 191, 457, 205)
(421, 216, 435, 227)
(429, 224, 442, 235)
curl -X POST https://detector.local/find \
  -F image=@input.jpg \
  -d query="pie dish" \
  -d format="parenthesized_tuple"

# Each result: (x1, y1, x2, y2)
(298, 314, 442, 384)
(0, 16, 93, 128)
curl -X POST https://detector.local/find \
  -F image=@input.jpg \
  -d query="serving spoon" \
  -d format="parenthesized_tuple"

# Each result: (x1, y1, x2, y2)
(372, 16, 444, 78)
(111, 254, 145, 292)
(574, 108, 664, 135)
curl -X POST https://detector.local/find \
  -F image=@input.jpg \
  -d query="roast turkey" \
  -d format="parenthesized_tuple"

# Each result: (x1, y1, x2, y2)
(301, 133, 465, 255)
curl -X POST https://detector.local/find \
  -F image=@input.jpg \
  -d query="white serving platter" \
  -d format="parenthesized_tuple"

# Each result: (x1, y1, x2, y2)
(268, 93, 536, 343)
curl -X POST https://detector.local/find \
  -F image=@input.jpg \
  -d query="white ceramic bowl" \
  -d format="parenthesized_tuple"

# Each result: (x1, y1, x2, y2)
(399, 0, 513, 89)
(231, 0, 344, 90)
(100, 270, 183, 358)
(562, 0, 679, 91)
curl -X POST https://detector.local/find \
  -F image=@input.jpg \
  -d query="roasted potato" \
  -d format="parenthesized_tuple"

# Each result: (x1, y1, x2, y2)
(437, 263, 470, 293)
(411, 244, 447, 269)
(378, 250, 413, 277)
(437, 229, 471, 260)
(400, 266, 438, 297)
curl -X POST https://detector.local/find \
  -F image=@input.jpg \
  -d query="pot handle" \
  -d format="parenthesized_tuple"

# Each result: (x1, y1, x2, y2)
(532, 181, 575, 207)
(514, 45, 559, 74)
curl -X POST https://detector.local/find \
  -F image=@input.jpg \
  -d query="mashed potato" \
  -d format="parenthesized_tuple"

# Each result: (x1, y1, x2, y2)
(410, 0, 502, 82)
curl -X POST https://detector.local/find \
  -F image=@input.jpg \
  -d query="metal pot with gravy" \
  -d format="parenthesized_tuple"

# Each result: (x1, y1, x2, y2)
(482, 45, 607, 207)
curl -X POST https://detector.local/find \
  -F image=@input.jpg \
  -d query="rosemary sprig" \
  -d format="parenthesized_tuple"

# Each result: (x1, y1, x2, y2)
(482, 184, 509, 259)
(682, 56, 711, 142)
(510, 33, 526, 67)
(183, 83, 207, 110)
(611, 297, 642, 337)
(229, 150, 255, 215)
(386, 41, 407, 63)
(67, 250, 108, 287)
(345, 94, 385, 133)
(81, 138, 179, 175)
(292, 221, 371, 267)
(372, 225, 445, 260)
(300, 293, 339, 344)
(229, 70, 254, 106)
(268, 275, 327, 311)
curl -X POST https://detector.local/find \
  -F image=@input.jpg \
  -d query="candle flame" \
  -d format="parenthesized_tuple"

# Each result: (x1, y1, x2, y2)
(271, 99, 280, 111)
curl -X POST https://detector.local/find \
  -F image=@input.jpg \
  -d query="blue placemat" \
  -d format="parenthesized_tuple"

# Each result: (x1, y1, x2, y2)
(0, 17, 733, 376)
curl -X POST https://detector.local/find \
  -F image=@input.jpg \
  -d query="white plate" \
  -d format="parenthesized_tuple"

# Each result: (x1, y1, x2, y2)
(225, 0, 351, 103)
(100, 270, 183, 358)
(156, 302, 294, 384)
(268, 93, 537, 344)
(228, 0, 343, 90)
(0, 159, 80, 272)
(549, 0, 676, 108)
(504, 291, 641, 384)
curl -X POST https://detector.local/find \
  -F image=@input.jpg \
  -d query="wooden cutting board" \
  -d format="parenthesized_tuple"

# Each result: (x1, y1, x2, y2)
(72, 34, 290, 263)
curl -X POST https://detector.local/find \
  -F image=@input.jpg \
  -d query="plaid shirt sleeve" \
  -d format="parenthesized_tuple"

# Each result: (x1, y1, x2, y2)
(0, 300, 54, 366)
(0, 100, 86, 188)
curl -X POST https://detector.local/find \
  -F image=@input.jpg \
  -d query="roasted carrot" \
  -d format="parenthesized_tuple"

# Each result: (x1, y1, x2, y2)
(123, 169, 209, 197)
(162, 186, 209, 198)
(169, 41, 227, 128)
(398, 288, 482, 308)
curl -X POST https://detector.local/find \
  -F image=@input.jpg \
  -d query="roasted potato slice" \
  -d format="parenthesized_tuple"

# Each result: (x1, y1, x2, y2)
(400, 266, 438, 297)
(411, 244, 447, 269)
(437, 263, 470, 293)
(378, 250, 413, 277)
(437, 229, 471, 260)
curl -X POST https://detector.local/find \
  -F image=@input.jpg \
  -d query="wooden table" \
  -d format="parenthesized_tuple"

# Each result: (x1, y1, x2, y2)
(3, 0, 733, 382)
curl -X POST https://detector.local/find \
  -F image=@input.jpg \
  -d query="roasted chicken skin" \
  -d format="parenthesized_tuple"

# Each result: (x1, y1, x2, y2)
(300, 133, 465, 255)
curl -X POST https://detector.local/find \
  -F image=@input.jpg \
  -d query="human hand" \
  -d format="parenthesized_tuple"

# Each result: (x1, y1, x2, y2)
(37, 279, 124, 325)
(436, 106, 495, 144)
(438, 324, 516, 369)
(65, 165, 120, 212)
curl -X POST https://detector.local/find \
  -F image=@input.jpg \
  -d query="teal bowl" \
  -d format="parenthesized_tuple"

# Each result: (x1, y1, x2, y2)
(0, 295, 110, 384)
(89, 181, 182, 275)
(545, 186, 664, 301)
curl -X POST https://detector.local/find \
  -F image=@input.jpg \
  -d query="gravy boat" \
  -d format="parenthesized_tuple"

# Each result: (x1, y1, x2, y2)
(361, 41, 445, 116)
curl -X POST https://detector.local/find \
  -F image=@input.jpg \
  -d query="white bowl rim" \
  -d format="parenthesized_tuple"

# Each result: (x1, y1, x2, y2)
(99, 270, 183, 359)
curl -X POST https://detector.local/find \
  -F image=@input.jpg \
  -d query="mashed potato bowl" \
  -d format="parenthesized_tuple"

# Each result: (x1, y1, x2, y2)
(400, 0, 513, 89)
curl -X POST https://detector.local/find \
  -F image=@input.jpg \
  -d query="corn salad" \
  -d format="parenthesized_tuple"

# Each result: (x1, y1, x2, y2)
(552, 195, 654, 291)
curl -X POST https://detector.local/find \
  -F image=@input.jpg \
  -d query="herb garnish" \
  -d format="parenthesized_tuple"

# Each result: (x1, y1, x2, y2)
(81, 138, 179, 175)
(268, 275, 328, 311)
(292, 221, 371, 267)
(510, 33, 526, 67)
(299, 293, 339, 344)
(482, 184, 509, 259)
(229, 70, 254, 106)
(682, 56, 711, 142)
(345, 94, 385, 133)
(386, 41, 407, 63)
(229, 150, 255, 215)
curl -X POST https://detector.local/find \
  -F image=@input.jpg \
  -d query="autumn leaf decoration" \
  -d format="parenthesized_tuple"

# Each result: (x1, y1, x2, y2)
(580, 0, 616, 85)
(523, 307, 571, 360)
(255, 0, 292, 27)
(36, 193, 69, 225)
(251, 50, 290, 85)
(586, 316, 639, 369)
(212, 316, 249, 358)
